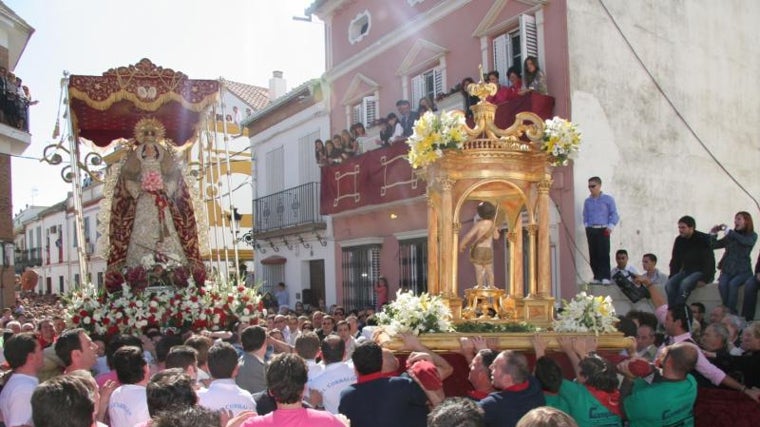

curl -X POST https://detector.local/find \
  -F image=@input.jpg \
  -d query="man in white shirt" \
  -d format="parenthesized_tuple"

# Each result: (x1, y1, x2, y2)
(308, 335, 356, 413)
(0, 332, 43, 426)
(336, 320, 357, 359)
(197, 341, 256, 415)
(107, 346, 151, 427)
(610, 249, 639, 279)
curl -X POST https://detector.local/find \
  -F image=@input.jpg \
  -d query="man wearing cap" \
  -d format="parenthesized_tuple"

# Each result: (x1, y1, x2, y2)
(583, 176, 619, 284)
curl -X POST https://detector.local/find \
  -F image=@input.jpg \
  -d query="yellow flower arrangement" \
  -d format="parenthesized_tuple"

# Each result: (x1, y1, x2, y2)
(542, 116, 582, 166)
(406, 110, 468, 169)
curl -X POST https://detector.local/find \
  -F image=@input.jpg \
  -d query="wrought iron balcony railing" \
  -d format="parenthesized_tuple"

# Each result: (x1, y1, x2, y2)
(253, 182, 325, 236)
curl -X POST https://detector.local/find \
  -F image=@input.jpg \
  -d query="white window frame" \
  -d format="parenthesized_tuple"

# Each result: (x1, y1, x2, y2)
(491, 14, 539, 85)
(345, 92, 378, 129)
(348, 10, 371, 45)
(411, 67, 445, 109)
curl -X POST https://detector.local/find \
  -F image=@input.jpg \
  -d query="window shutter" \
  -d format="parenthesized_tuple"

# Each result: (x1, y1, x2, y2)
(411, 74, 425, 108)
(299, 130, 322, 183)
(362, 96, 377, 127)
(352, 104, 362, 126)
(265, 147, 284, 194)
(519, 14, 538, 61)
(492, 34, 509, 85)
(433, 68, 444, 98)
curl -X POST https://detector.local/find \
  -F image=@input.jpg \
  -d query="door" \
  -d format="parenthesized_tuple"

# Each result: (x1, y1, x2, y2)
(308, 259, 325, 310)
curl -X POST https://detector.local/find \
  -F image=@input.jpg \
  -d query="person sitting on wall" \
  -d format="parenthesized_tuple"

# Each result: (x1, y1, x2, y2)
(459, 201, 501, 289)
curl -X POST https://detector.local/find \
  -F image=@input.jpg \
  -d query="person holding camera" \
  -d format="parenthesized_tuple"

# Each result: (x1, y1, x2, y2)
(710, 211, 758, 316)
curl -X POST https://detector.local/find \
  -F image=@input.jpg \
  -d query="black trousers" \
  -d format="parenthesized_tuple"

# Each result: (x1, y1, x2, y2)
(586, 227, 611, 281)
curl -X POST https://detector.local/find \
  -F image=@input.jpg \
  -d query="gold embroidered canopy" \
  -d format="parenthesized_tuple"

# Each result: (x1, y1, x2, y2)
(68, 58, 219, 147)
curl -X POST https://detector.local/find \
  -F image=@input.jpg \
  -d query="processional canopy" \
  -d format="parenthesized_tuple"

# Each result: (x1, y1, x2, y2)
(68, 58, 219, 147)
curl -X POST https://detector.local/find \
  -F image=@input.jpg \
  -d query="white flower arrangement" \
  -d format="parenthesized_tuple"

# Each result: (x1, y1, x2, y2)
(375, 290, 453, 335)
(542, 116, 581, 166)
(64, 280, 262, 335)
(553, 292, 618, 334)
(406, 110, 468, 169)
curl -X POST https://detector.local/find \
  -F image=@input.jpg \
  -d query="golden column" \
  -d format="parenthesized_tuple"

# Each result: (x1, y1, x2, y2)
(439, 177, 455, 296)
(510, 222, 524, 297)
(537, 176, 553, 296)
(427, 198, 440, 294)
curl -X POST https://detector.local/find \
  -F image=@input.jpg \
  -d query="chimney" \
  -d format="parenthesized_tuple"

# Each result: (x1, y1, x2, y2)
(269, 71, 287, 101)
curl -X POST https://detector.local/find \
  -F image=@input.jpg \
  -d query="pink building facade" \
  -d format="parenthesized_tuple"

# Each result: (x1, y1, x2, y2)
(309, 0, 578, 309)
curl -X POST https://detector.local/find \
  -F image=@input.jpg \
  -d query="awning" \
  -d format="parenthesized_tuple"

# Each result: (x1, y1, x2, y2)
(68, 58, 219, 147)
(261, 255, 287, 265)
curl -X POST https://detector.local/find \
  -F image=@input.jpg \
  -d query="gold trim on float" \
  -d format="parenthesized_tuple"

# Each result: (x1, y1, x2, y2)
(379, 332, 635, 354)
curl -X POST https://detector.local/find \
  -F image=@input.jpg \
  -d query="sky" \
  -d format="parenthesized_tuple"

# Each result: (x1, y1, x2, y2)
(6, 0, 325, 213)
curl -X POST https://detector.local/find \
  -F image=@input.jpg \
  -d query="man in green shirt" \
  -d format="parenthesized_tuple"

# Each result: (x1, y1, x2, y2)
(619, 342, 699, 427)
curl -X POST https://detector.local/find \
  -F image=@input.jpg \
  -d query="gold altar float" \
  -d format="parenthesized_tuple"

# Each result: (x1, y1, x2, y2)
(425, 80, 555, 326)
(382, 78, 634, 354)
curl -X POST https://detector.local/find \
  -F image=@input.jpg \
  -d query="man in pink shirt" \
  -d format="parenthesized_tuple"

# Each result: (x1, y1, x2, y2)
(229, 353, 347, 427)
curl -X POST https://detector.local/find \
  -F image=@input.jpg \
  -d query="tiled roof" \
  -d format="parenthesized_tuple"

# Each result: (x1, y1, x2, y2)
(225, 80, 270, 111)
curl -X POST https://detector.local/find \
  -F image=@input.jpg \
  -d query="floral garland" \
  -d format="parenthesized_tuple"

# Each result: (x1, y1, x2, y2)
(64, 280, 262, 336)
(542, 116, 581, 166)
(406, 110, 468, 169)
(375, 290, 453, 335)
(553, 292, 617, 334)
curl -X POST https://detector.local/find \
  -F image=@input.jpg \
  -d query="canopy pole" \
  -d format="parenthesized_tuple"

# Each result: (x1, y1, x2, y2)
(201, 123, 222, 282)
(218, 80, 241, 283)
(62, 72, 89, 289)
(210, 105, 231, 281)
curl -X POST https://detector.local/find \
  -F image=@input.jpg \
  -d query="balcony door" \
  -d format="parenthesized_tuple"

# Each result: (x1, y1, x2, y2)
(307, 260, 325, 310)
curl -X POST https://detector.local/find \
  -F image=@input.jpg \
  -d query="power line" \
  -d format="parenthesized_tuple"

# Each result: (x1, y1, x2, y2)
(598, 0, 760, 212)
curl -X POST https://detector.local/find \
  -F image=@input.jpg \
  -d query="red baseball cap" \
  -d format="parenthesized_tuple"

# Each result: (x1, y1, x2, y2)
(407, 359, 443, 390)
(628, 359, 654, 377)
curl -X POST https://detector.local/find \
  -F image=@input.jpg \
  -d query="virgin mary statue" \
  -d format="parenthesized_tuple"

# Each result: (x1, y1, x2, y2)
(99, 118, 206, 291)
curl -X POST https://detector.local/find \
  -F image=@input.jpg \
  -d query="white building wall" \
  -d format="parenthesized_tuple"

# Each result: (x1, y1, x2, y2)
(251, 100, 337, 307)
(567, 0, 760, 284)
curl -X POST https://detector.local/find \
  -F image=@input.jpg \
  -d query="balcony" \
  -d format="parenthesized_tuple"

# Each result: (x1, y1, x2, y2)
(320, 93, 555, 216)
(0, 121, 31, 157)
(253, 182, 326, 239)
(15, 247, 42, 273)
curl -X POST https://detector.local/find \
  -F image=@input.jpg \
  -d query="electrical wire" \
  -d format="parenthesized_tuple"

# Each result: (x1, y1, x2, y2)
(598, 0, 760, 212)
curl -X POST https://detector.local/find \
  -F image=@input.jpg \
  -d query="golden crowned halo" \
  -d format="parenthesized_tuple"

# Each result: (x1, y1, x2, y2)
(133, 118, 166, 144)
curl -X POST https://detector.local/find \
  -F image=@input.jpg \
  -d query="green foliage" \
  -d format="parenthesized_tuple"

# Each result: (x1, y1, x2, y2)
(453, 321, 538, 333)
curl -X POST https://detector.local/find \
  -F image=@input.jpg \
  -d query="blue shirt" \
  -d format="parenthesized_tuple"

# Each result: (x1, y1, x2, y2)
(583, 193, 619, 228)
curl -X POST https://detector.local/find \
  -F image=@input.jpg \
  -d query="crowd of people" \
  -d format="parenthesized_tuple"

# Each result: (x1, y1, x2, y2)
(0, 66, 36, 131)
(582, 175, 760, 323)
(316, 56, 549, 167)
(1, 271, 759, 427)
